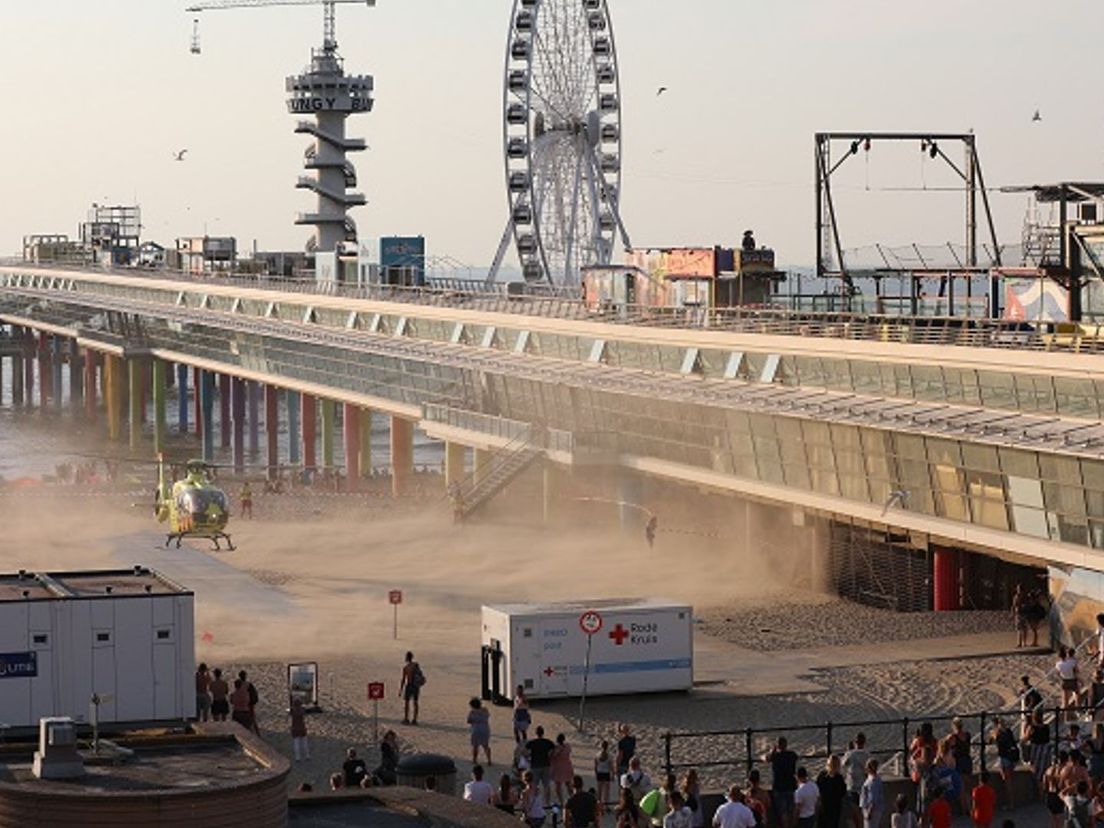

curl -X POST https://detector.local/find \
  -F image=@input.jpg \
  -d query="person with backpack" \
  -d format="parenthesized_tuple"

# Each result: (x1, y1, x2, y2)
(400, 651, 425, 726)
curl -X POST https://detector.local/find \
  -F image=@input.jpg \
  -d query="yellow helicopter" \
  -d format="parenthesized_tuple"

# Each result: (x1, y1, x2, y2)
(155, 456, 235, 551)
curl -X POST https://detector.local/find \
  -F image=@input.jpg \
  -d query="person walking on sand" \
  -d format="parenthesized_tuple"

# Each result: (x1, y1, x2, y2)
(514, 685, 532, 743)
(239, 481, 253, 519)
(551, 733, 575, 808)
(400, 651, 424, 725)
(289, 696, 309, 762)
(194, 662, 211, 722)
(209, 667, 229, 722)
(595, 741, 614, 814)
(467, 697, 492, 766)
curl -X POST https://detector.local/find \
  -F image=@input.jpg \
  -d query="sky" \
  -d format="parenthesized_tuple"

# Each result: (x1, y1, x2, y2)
(0, 0, 1101, 269)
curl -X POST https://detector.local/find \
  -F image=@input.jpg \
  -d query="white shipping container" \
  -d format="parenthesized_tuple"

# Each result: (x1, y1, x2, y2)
(481, 599, 693, 700)
(0, 568, 195, 731)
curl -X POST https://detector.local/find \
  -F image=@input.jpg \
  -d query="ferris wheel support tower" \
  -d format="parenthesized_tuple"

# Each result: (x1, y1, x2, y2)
(187, 0, 376, 256)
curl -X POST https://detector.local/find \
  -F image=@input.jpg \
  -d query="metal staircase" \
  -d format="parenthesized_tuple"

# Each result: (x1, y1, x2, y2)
(451, 436, 543, 522)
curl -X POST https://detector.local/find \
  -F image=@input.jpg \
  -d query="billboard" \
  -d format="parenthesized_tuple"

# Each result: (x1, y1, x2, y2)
(380, 236, 426, 286)
(626, 247, 717, 281)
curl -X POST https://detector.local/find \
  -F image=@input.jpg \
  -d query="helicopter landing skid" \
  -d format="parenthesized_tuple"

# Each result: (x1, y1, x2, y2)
(164, 532, 236, 552)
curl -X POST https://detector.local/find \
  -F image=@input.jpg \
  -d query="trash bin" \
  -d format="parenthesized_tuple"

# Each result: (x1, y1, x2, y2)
(395, 753, 457, 796)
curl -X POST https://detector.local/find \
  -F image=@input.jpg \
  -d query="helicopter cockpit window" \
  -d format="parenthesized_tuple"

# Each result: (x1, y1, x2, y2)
(175, 488, 228, 517)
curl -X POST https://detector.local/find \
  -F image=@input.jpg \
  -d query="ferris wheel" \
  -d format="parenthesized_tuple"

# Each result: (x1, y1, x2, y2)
(489, 0, 632, 288)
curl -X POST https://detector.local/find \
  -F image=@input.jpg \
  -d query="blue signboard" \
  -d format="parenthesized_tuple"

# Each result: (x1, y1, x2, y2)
(380, 236, 426, 286)
(0, 651, 37, 679)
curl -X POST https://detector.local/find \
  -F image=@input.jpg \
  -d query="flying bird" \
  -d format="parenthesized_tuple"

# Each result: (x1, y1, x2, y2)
(656, 86, 668, 97)
(173, 149, 188, 161)
(881, 489, 909, 516)
(1032, 110, 1042, 123)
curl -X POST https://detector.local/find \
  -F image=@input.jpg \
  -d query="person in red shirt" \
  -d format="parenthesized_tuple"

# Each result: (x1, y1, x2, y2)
(927, 794, 952, 828)
(971, 772, 997, 828)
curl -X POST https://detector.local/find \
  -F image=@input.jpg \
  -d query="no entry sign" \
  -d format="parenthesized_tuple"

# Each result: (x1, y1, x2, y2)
(578, 609, 604, 636)
(388, 590, 403, 605)
(367, 682, 385, 701)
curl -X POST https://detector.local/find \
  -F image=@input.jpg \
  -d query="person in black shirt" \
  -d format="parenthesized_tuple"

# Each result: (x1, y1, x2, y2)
(374, 730, 399, 786)
(343, 746, 368, 787)
(526, 725, 556, 803)
(765, 736, 798, 827)
(816, 755, 847, 828)
(616, 724, 636, 775)
(564, 775, 598, 827)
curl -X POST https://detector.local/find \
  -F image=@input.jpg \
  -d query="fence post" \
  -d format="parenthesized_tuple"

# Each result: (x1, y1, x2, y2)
(664, 732, 672, 778)
(746, 728, 754, 778)
(902, 717, 910, 770)
(826, 721, 833, 759)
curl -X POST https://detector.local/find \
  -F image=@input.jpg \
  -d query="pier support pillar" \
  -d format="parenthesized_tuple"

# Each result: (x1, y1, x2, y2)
(445, 442, 466, 490)
(390, 416, 414, 498)
(932, 545, 961, 612)
(286, 391, 301, 467)
(176, 364, 189, 433)
(343, 403, 360, 492)
(219, 374, 232, 449)
(68, 338, 82, 411)
(51, 335, 63, 411)
(359, 409, 373, 479)
(301, 394, 317, 479)
(37, 335, 49, 409)
(128, 358, 144, 452)
(22, 331, 35, 408)
(247, 381, 260, 457)
(152, 359, 167, 454)
(265, 385, 279, 482)
(193, 367, 202, 440)
(11, 350, 23, 407)
(83, 349, 97, 422)
(200, 370, 215, 463)
(320, 398, 335, 474)
(231, 377, 246, 476)
(104, 354, 124, 442)
(473, 448, 493, 487)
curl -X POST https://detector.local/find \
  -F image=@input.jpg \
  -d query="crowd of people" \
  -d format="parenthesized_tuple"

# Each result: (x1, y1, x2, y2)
(194, 663, 261, 735)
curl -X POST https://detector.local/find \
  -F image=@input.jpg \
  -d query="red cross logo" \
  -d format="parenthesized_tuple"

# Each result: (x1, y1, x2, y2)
(543, 666, 556, 677)
(609, 624, 629, 645)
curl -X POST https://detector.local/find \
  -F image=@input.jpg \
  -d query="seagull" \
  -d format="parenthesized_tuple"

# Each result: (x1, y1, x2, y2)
(881, 489, 909, 516)
(173, 149, 188, 161)
(1032, 110, 1042, 123)
(656, 86, 668, 97)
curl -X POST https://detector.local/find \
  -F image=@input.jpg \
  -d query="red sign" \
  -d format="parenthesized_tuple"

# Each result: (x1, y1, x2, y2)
(609, 623, 630, 645)
(388, 590, 403, 605)
(579, 610, 604, 636)
(368, 682, 385, 701)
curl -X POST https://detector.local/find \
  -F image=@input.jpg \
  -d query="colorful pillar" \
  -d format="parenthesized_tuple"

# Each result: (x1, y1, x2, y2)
(359, 409, 373, 479)
(84, 349, 97, 422)
(128, 358, 144, 451)
(200, 370, 215, 463)
(343, 403, 360, 492)
(390, 416, 414, 498)
(231, 377, 246, 476)
(104, 354, 123, 441)
(932, 546, 961, 612)
(445, 442, 466, 490)
(265, 385, 279, 481)
(152, 359, 167, 454)
(68, 339, 82, 410)
(301, 394, 317, 478)
(247, 381, 260, 457)
(320, 398, 335, 472)
(219, 374, 232, 449)
(51, 335, 63, 411)
(193, 367, 202, 439)
(37, 335, 49, 409)
(176, 364, 189, 433)
(286, 390, 301, 467)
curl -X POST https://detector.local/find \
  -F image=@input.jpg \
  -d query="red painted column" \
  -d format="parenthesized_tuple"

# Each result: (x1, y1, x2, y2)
(343, 404, 360, 493)
(84, 348, 97, 422)
(932, 546, 961, 612)
(219, 374, 232, 449)
(301, 394, 317, 478)
(265, 385, 279, 481)
(193, 367, 202, 438)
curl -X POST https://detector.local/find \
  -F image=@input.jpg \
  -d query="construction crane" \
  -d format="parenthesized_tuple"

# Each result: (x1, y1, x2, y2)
(186, 0, 376, 55)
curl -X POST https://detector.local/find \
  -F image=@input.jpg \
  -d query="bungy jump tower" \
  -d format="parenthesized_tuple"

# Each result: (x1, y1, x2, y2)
(285, 2, 374, 256)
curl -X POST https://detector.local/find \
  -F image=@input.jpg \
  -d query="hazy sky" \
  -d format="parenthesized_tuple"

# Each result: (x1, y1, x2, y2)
(0, 0, 1101, 268)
